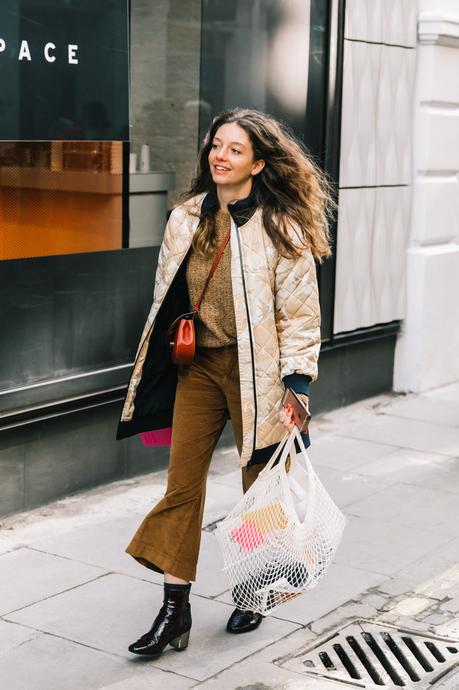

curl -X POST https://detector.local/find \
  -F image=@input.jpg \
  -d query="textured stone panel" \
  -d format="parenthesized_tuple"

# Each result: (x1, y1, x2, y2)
(345, 0, 416, 47)
(344, 0, 382, 43)
(371, 186, 411, 324)
(339, 41, 380, 187)
(334, 188, 375, 333)
(334, 187, 410, 333)
(381, 0, 417, 47)
(376, 46, 416, 185)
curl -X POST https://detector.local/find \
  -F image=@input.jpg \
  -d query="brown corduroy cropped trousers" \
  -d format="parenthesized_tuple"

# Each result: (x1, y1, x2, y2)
(125, 344, 264, 581)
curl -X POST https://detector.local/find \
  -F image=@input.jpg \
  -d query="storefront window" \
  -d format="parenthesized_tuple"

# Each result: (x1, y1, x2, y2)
(0, 142, 123, 259)
(128, 0, 323, 235)
(129, 0, 202, 207)
(200, 0, 312, 142)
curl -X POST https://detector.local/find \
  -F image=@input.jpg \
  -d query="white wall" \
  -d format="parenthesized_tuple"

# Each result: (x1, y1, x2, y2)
(394, 1, 459, 392)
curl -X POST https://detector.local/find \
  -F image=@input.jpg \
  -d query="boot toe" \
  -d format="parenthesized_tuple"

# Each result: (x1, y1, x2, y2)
(226, 608, 263, 634)
(128, 635, 159, 656)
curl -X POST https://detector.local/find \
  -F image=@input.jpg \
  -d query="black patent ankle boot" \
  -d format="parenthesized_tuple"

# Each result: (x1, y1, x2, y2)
(128, 583, 192, 656)
(226, 607, 263, 634)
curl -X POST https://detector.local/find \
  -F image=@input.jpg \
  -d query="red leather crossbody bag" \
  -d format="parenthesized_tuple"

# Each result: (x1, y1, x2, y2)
(166, 229, 231, 366)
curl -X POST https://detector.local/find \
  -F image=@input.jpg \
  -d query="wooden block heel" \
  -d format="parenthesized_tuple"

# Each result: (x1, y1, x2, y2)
(170, 629, 190, 651)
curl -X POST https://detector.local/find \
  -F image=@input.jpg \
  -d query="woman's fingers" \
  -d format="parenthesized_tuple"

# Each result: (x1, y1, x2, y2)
(279, 404, 294, 429)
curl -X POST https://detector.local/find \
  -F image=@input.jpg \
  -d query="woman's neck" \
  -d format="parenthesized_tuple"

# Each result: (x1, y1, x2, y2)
(216, 180, 253, 212)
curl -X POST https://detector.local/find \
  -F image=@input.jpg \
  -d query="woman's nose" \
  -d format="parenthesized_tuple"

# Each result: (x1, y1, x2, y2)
(216, 148, 228, 160)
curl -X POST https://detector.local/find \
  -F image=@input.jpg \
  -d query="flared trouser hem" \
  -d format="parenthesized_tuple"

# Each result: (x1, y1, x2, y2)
(125, 538, 198, 582)
(125, 346, 264, 581)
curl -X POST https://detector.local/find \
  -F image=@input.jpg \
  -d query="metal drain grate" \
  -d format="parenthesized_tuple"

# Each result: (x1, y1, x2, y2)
(280, 619, 459, 688)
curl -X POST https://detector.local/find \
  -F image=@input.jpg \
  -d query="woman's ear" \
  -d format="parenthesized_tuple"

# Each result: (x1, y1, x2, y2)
(251, 159, 265, 176)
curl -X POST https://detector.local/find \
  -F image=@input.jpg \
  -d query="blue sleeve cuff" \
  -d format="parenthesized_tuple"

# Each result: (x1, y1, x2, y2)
(282, 373, 311, 396)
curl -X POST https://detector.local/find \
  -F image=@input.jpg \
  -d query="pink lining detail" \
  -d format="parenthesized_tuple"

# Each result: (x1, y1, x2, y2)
(139, 427, 172, 447)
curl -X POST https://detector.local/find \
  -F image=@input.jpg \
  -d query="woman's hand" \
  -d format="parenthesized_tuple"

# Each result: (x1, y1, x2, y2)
(278, 393, 310, 431)
(279, 402, 295, 430)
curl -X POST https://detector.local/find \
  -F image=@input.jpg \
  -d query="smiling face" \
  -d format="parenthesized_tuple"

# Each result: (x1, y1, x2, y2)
(208, 122, 265, 189)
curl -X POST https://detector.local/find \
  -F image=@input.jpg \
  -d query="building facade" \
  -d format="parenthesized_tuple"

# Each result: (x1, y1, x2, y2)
(1, 0, 457, 517)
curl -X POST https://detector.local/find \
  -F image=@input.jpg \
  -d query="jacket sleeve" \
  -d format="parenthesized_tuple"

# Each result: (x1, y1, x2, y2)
(151, 207, 178, 305)
(274, 240, 321, 383)
(133, 207, 180, 358)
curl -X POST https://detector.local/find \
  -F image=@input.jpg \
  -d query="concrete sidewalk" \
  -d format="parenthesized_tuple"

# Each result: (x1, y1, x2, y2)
(1, 383, 459, 689)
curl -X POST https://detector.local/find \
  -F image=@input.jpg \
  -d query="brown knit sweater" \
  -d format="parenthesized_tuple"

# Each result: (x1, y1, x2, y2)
(186, 209, 237, 347)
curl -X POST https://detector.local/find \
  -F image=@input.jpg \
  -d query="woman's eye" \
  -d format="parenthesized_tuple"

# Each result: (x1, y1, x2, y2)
(232, 149, 241, 155)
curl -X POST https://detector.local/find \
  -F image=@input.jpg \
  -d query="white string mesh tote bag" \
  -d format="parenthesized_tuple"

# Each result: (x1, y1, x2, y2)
(215, 425, 346, 616)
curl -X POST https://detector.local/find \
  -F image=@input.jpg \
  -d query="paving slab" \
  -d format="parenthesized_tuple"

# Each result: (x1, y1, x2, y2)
(194, 656, 342, 689)
(5, 572, 298, 681)
(415, 562, 459, 600)
(252, 625, 326, 673)
(378, 537, 459, 597)
(342, 414, 459, 457)
(0, 547, 105, 616)
(5, 573, 162, 658)
(434, 668, 459, 689)
(193, 530, 226, 597)
(306, 435, 397, 471)
(346, 482, 459, 537)
(217, 562, 387, 626)
(441, 595, 459, 614)
(207, 445, 241, 478)
(211, 468, 241, 489)
(98, 672, 194, 690)
(0, 632, 192, 690)
(32, 515, 152, 580)
(202, 480, 242, 529)
(313, 464, 395, 508)
(425, 381, 459, 403)
(334, 514, 451, 576)
(383, 394, 459, 427)
(354, 446, 459, 494)
(0, 618, 37, 655)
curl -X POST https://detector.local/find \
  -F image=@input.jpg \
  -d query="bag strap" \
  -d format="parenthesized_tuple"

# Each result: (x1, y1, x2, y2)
(193, 228, 231, 313)
(284, 426, 317, 527)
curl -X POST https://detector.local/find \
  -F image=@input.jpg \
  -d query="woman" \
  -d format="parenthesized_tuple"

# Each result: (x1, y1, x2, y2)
(116, 108, 332, 657)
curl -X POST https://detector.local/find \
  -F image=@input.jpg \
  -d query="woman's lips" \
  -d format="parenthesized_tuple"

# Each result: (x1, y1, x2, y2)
(213, 165, 230, 174)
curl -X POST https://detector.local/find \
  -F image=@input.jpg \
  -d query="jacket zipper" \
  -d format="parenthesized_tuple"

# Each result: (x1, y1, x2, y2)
(118, 241, 193, 426)
(235, 222, 258, 458)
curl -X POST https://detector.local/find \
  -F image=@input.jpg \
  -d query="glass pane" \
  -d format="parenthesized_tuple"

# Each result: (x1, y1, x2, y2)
(200, 0, 312, 142)
(0, 0, 129, 141)
(0, 141, 123, 259)
(129, 0, 202, 209)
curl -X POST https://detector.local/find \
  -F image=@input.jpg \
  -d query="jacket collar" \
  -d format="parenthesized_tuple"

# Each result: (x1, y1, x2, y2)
(200, 189, 258, 227)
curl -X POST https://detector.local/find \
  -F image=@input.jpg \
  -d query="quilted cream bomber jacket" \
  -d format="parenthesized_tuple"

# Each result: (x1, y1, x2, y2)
(120, 193, 321, 467)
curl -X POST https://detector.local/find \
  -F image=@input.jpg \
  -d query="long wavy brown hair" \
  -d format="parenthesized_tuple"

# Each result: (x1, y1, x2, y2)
(183, 108, 334, 261)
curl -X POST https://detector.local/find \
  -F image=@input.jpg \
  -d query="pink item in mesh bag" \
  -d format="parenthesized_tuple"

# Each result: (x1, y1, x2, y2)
(139, 427, 172, 447)
(230, 521, 265, 553)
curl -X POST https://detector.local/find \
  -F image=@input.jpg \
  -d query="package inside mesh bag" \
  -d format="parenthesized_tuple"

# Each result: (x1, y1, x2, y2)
(215, 425, 346, 616)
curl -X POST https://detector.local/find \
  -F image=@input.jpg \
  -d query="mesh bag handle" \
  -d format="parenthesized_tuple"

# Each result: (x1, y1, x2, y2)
(259, 427, 317, 527)
(279, 426, 317, 529)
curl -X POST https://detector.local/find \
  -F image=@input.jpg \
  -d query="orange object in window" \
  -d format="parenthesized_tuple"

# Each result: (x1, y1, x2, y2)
(0, 142, 123, 260)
